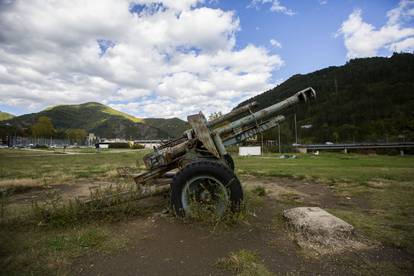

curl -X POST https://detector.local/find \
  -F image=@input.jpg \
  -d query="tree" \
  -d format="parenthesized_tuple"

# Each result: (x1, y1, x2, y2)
(208, 111, 222, 121)
(31, 116, 55, 138)
(66, 129, 87, 143)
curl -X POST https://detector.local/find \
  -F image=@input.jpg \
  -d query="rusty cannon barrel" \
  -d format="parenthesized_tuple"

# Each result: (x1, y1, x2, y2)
(207, 101, 258, 128)
(141, 87, 316, 170)
(213, 87, 316, 136)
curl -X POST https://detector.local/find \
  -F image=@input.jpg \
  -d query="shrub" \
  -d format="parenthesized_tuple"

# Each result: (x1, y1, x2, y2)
(130, 143, 145, 149)
(34, 144, 49, 149)
(108, 143, 130, 149)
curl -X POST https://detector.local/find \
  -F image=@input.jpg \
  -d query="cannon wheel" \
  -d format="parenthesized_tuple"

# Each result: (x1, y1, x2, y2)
(171, 160, 243, 217)
(223, 153, 235, 171)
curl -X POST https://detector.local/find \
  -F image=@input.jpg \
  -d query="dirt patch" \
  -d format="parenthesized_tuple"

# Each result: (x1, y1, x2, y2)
(71, 196, 413, 276)
(4, 175, 413, 275)
(240, 175, 347, 208)
(69, 176, 413, 276)
(72, 203, 340, 276)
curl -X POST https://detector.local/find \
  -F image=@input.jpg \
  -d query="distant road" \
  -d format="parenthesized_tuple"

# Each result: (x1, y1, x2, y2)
(295, 142, 414, 153)
(3, 148, 146, 157)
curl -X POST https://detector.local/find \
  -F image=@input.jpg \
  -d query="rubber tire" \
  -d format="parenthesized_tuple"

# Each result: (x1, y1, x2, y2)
(171, 159, 243, 217)
(223, 154, 235, 171)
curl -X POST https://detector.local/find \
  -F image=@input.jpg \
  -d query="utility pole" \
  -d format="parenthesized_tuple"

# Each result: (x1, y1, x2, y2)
(260, 133, 264, 155)
(278, 124, 281, 154)
(294, 113, 298, 144)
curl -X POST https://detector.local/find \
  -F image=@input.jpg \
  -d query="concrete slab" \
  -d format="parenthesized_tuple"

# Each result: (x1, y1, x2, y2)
(283, 207, 354, 238)
(283, 207, 363, 254)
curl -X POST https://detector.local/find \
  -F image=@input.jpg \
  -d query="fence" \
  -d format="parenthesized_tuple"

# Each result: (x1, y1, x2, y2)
(5, 136, 86, 147)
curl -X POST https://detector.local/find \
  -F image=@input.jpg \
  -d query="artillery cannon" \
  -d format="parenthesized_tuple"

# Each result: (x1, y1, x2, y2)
(133, 87, 316, 216)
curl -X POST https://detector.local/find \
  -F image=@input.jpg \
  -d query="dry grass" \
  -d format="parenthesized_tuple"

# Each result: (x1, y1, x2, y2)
(0, 178, 43, 195)
(216, 249, 273, 275)
(0, 178, 40, 188)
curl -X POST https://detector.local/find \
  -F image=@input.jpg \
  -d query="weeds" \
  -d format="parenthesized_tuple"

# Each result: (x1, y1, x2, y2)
(0, 190, 9, 224)
(0, 181, 140, 275)
(251, 186, 266, 197)
(0, 224, 127, 275)
(46, 227, 125, 255)
(216, 249, 273, 276)
(278, 191, 303, 205)
(182, 186, 265, 231)
(186, 202, 247, 228)
(0, 181, 158, 228)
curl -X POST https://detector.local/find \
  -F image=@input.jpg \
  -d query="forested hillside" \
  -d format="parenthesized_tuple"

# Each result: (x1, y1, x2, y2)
(0, 111, 14, 121)
(143, 118, 189, 138)
(0, 102, 188, 139)
(237, 53, 414, 144)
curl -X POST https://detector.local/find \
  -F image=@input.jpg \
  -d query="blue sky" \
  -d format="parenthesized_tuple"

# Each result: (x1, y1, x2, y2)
(0, 0, 413, 118)
(212, 0, 401, 81)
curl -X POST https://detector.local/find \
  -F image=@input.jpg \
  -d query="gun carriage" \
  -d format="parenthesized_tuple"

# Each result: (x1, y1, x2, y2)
(133, 87, 316, 216)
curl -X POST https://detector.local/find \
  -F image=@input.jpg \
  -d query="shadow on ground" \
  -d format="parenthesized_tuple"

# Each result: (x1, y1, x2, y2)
(70, 176, 414, 276)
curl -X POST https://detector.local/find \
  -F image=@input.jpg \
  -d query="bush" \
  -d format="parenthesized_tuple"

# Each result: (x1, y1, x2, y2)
(108, 143, 130, 149)
(34, 144, 49, 149)
(130, 143, 145, 149)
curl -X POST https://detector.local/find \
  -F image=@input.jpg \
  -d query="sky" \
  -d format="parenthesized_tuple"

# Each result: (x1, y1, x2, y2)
(0, 0, 413, 119)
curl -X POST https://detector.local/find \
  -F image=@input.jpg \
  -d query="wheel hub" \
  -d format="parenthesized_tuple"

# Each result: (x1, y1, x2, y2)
(182, 175, 229, 216)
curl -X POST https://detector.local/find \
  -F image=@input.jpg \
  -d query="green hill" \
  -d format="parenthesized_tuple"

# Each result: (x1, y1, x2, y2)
(236, 53, 414, 144)
(0, 111, 14, 121)
(143, 118, 189, 138)
(1, 102, 188, 139)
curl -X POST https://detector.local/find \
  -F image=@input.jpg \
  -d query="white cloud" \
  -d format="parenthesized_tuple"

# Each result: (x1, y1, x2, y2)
(319, 0, 327, 5)
(388, 37, 414, 52)
(0, 0, 283, 119)
(337, 0, 414, 59)
(270, 39, 282, 48)
(249, 0, 295, 16)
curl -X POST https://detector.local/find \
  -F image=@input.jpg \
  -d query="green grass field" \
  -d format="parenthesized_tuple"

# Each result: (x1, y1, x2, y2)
(0, 148, 149, 184)
(0, 148, 413, 274)
(2, 149, 412, 184)
(235, 153, 414, 183)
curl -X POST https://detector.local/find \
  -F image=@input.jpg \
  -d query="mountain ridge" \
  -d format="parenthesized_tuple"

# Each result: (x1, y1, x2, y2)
(1, 102, 188, 139)
(0, 111, 14, 121)
(236, 53, 414, 143)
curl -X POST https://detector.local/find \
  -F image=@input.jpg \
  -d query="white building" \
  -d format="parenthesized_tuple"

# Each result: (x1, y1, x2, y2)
(239, 146, 261, 156)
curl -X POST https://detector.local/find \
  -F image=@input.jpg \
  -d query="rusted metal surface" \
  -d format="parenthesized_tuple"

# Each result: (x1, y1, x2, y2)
(133, 87, 316, 192)
(134, 160, 177, 185)
(187, 113, 220, 158)
(213, 87, 316, 136)
(207, 101, 258, 127)
(222, 115, 285, 146)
